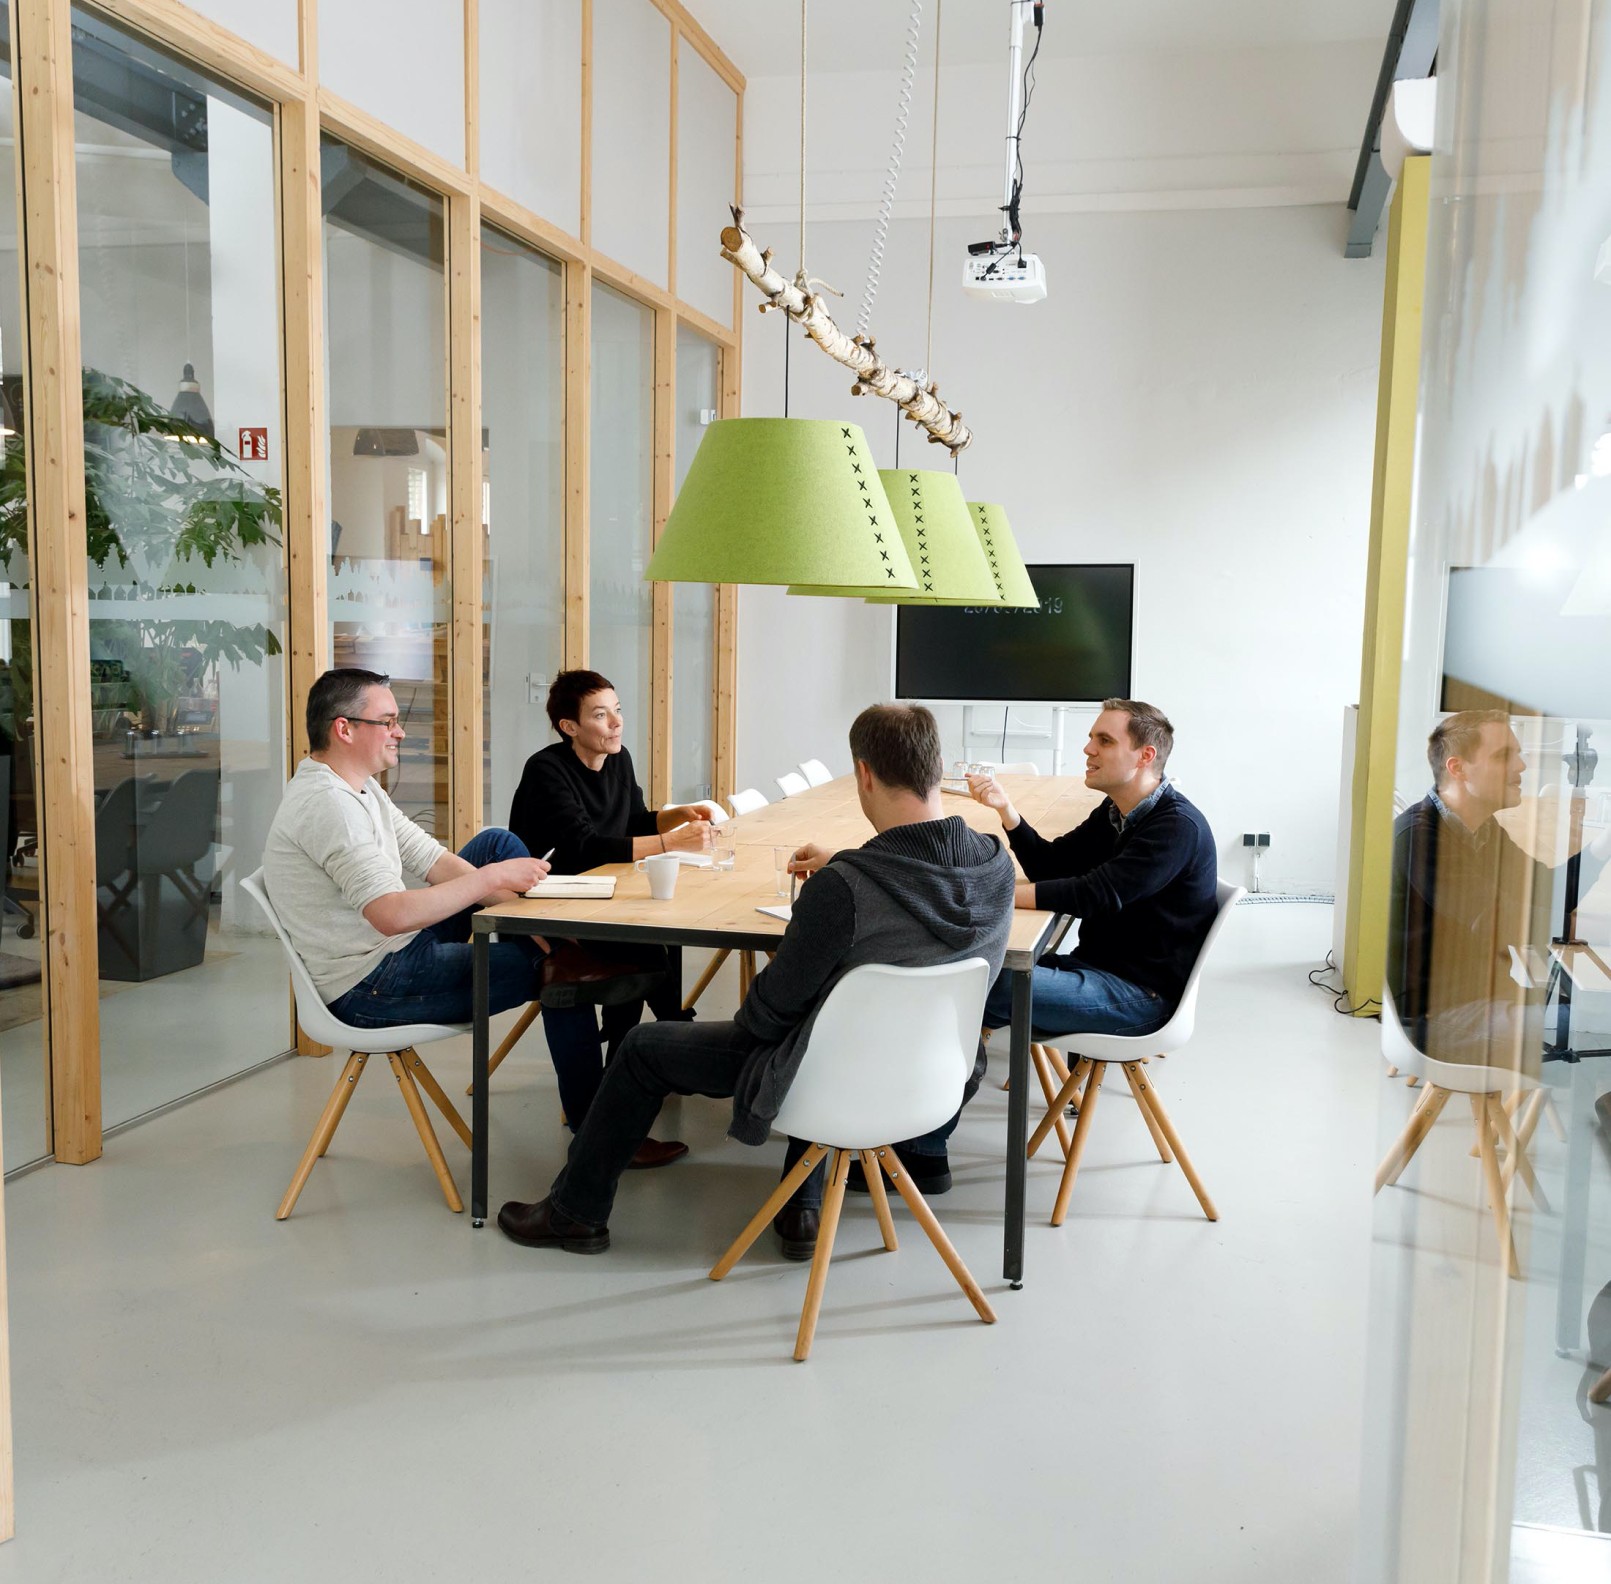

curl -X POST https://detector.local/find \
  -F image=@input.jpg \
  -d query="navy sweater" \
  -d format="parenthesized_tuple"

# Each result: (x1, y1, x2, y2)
(1008, 783, 1218, 1005)
(507, 742, 660, 874)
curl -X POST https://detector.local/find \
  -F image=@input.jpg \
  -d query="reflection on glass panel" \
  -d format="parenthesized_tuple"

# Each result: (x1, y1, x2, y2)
(481, 225, 564, 828)
(589, 283, 653, 771)
(1357, 5, 1611, 1574)
(71, 9, 288, 1132)
(322, 140, 448, 835)
(0, 16, 47, 1171)
(672, 329, 718, 802)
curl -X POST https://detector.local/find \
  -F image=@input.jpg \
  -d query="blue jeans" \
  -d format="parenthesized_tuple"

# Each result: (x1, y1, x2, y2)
(327, 829, 543, 1028)
(982, 959, 1168, 1038)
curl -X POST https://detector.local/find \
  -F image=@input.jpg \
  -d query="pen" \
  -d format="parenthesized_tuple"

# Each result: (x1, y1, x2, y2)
(540, 848, 555, 862)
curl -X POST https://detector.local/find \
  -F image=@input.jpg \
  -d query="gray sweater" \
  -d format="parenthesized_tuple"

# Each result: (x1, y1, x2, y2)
(728, 814, 1017, 1145)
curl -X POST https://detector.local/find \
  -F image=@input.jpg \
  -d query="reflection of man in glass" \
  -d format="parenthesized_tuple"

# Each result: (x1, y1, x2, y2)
(1388, 710, 1547, 1068)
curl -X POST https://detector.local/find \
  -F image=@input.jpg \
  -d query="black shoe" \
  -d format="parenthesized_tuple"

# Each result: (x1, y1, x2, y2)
(773, 1205, 820, 1261)
(497, 1196, 611, 1254)
(847, 1148, 952, 1197)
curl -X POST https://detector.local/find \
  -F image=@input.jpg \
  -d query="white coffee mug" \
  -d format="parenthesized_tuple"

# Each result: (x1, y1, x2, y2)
(634, 852, 680, 900)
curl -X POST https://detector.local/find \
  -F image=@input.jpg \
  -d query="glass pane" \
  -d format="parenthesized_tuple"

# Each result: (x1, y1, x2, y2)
(671, 328, 717, 802)
(1358, 2, 1611, 1572)
(589, 0, 670, 286)
(182, 0, 296, 66)
(588, 283, 653, 773)
(481, 225, 564, 828)
(71, 10, 289, 1129)
(0, 17, 46, 1171)
(323, 141, 449, 836)
(676, 46, 737, 329)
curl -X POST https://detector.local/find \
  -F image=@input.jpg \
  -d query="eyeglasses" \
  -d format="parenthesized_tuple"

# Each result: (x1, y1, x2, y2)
(338, 715, 402, 731)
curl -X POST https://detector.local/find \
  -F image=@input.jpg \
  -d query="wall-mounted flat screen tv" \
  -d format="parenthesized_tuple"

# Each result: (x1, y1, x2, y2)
(893, 564, 1135, 704)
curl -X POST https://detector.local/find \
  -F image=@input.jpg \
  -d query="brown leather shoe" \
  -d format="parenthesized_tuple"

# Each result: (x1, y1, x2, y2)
(626, 1137, 689, 1170)
(773, 1205, 820, 1261)
(496, 1196, 610, 1254)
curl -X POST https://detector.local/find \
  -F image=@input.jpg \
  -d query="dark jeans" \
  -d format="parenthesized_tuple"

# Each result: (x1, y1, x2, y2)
(327, 829, 543, 1028)
(982, 959, 1168, 1039)
(548, 1020, 987, 1227)
(551, 1018, 755, 1226)
(540, 960, 691, 1127)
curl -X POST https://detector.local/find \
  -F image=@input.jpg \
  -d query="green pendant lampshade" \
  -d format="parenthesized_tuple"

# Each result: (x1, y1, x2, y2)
(644, 418, 917, 589)
(866, 498, 1040, 608)
(966, 501, 1039, 606)
(790, 468, 996, 601)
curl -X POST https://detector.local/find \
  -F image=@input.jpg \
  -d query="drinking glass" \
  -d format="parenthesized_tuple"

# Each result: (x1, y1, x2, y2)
(773, 846, 791, 897)
(713, 844, 736, 871)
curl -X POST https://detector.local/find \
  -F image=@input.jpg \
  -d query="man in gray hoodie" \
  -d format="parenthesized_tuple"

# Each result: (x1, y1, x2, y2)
(497, 702, 1018, 1260)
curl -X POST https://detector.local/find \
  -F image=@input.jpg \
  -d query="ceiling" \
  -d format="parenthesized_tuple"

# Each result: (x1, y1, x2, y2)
(685, 0, 1401, 81)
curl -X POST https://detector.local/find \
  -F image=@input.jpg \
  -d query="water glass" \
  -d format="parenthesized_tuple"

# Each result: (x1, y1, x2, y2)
(773, 846, 791, 897)
(713, 844, 736, 871)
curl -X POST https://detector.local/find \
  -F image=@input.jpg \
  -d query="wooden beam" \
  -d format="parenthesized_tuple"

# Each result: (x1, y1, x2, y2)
(579, 0, 592, 250)
(316, 88, 474, 196)
(647, 0, 745, 95)
(650, 307, 674, 806)
(15, 0, 102, 1166)
(674, 299, 737, 349)
(667, 21, 679, 299)
(1343, 156, 1428, 1016)
(463, 0, 479, 181)
(475, 188, 586, 269)
(564, 262, 591, 666)
(449, 189, 484, 844)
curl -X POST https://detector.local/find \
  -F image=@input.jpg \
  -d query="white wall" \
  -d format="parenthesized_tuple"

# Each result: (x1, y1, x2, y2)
(737, 206, 1384, 890)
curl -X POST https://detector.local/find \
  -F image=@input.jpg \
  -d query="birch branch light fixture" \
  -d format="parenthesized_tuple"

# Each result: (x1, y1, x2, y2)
(721, 209, 973, 457)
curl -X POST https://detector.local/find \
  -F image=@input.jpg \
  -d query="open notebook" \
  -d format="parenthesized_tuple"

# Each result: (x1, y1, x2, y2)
(526, 875, 617, 900)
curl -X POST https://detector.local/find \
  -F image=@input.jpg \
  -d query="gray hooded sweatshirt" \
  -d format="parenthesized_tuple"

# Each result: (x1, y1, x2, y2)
(727, 814, 1017, 1146)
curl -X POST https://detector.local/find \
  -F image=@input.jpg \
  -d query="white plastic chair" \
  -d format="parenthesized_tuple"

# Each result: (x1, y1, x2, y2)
(775, 771, 810, 799)
(1027, 879, 1246, 1226)
(1373, 984, 1543, 1278)
(242, 869, 475, 1219)
(727, 787, 768, 817)
(993, 761, 1040, 775)
(710, 958, 997, 1360)
(798, 759, 833, 787)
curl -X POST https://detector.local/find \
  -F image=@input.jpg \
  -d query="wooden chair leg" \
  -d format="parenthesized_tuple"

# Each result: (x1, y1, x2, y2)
(1472, 1093, 1519, 1279)
(875, 1146, 995, 1324)
(1121, 1059, 1173, 1162)
(709, 1142, 830, 1279)
(1515, 1089, 1548, 1153)
(1031, 1045, 1073, 1159)
(1126, 1061, 1217, 1222)
(1543, 1092, 1567, 1142)
(1489, 1090, 1549, 1211)
(1376, 1084, 1450, 1191)
(682, 950, 730, 1012)
(738, 951, 757, 996)
(860, 1149, 899, 1251)
(466, 999, 543, 1095)
(278, 1052, 368, 1219)
(402, 1048, 473, 1149)
(1590, 1364, 1611, 1407)
(795, 1150, 852, 1361)
(1029, 1060, 1087, 1158)
(1051, 1061, 1106, 1226)
(388, 1052, 463, 1213)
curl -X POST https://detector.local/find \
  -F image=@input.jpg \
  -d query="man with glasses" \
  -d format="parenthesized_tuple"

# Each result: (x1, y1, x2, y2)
(262, 667, 552, 1029)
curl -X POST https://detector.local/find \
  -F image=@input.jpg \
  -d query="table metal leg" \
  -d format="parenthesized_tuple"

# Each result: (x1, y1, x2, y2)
(1556, 1062, 1594, 1352)
(1005, 966, 1032, 1288)
(471, 928, 490, 1227)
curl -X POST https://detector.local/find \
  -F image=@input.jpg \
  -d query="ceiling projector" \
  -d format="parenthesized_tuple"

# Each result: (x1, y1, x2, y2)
(963, 250, 1047, 304)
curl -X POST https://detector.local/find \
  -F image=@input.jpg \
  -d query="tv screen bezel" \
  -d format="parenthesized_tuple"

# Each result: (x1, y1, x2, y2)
(888, 562, 1137, 706)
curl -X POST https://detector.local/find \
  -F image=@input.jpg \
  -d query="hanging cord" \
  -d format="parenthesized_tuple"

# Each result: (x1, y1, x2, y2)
(893, 396, 900, 469)
(798, 0, 808, 278)
(783, 308, 791, 417)
(924, 0, 942, 380)
(856, 0, 924, 337)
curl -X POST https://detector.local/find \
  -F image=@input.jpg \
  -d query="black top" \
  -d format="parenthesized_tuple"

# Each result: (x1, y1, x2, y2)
(507, 741, 660, 873)
(1387, 792, 1546, 1056)
(1007, 782, 1218, 1005)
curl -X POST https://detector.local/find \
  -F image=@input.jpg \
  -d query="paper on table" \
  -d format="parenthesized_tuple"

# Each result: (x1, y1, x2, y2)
(755, 903, 792, 922)
(526, 876, 617, 899)
(670, 851, 713, 867)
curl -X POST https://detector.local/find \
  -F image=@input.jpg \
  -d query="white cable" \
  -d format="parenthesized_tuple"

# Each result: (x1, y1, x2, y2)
(856, 0, 924, 337)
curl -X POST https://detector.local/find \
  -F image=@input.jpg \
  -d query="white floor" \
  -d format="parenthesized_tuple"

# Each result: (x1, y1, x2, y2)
(0, 904, 1386, 1583)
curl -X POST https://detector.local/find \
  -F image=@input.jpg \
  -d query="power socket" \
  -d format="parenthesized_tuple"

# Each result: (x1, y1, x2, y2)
(1242, 832, 1271, 849)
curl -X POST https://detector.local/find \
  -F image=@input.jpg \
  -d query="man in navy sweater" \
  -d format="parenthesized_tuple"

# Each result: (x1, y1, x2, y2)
(968, 698, 1218, 1037)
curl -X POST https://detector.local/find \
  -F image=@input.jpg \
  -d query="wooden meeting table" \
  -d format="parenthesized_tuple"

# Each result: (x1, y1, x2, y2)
(470, 774, 1099, 1286)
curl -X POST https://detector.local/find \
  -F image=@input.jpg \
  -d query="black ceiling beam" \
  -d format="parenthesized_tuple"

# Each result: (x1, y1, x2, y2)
(1344, 0, 1440, 258)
